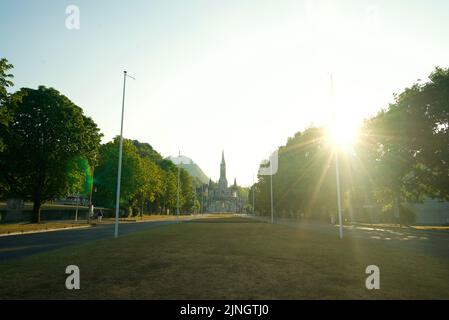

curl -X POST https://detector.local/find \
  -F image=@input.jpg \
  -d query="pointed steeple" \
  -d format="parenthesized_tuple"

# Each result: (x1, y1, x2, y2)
(234, 177, 237, 186)
(219, 150, 228, 190)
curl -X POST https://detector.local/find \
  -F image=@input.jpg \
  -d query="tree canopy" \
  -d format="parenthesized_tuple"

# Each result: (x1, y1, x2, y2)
(0, 86, 102, 222)
(251, 67, 449, 224)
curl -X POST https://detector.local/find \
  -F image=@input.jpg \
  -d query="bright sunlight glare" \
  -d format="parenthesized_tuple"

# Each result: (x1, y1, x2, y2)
(327, 118, 361, 149)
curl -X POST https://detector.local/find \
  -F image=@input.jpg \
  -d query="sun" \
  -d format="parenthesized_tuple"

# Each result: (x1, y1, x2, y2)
(327, 118, 360, 149)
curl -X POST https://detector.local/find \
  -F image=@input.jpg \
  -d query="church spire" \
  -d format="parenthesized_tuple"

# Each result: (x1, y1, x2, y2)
(219, 150, 228, 190)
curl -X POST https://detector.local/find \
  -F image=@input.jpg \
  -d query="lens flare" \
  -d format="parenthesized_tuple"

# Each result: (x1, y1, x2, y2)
(327, 119, 360, 149)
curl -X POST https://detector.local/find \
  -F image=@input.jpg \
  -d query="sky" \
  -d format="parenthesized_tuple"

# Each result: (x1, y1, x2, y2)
(1, 0, 449, 186)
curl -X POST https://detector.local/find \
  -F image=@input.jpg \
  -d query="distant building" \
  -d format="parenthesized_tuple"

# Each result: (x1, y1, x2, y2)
(204, 151, 245, 213)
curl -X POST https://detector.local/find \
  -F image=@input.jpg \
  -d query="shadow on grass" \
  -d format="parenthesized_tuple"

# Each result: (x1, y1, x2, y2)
(186, 219, 264, 224)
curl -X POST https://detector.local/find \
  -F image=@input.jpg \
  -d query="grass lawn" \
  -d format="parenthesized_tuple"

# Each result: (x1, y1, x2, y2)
(0, 215, 448, 299)
(0, 222, 89, 235)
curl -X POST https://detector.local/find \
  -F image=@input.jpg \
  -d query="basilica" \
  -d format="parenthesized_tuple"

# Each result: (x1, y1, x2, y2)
(204, 152, 245, 213)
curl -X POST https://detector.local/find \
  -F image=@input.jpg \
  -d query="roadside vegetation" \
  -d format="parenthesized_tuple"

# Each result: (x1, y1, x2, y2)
(251, 68, 449, 225)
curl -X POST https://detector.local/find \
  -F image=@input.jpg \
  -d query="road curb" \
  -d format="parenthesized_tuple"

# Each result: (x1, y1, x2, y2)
(0, 224, 92, 237)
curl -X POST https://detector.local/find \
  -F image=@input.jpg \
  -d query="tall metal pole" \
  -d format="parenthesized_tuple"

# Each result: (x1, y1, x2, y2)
(89, 167, 95, 206)
(252, 174, 255, 215)
(336, 151, 343, 239)
(114, 71, 127, 238)
(270, 165, 274, 224)
(88, 166, 95, 224)
(75, 195, 79, 222)
(330, 74, 344, 239)
(177, 151, 180, 223)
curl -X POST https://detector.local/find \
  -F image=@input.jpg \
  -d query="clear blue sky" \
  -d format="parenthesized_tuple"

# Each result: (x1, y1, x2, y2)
(1, 0, 449, 186)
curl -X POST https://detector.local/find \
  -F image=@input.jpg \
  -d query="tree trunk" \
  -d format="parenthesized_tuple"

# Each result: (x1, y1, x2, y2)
(141, 197, 144, 219)
(32, 199, 41, 223)
(394, 196, 400, 226)
(348, 190, 354, 221)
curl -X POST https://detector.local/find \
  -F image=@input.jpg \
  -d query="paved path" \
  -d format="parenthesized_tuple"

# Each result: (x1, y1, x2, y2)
(246, 215, 449, 260)
(0, 220, 178, 262)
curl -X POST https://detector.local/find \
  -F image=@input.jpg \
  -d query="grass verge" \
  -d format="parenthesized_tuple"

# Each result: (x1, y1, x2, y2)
(0, 222, 88, 235)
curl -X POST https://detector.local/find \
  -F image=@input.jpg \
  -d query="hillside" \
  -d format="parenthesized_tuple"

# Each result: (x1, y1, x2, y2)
(167, 155, 209, 184)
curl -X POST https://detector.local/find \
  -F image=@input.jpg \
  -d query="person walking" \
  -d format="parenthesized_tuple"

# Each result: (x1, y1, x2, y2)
(97, 209, 103, 223)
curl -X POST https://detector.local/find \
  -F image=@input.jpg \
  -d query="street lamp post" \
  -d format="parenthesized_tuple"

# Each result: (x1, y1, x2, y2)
(75, 194, 79, 222)
(252, 174, 255, 215)
(270, 164, 274, 224)
(88, 163, 95, 224)
(330, 74, 344, 239)
(114, 71, 135, 238)
(177, 151, 181, 224)
(335, 150, 344, 239)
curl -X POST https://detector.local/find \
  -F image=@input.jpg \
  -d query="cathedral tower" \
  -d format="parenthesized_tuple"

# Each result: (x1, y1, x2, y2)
(218, 150, 228, 192)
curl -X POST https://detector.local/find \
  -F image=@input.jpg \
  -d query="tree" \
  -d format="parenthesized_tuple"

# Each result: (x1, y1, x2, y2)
(160, 169, 177, 214)
(180, 168, 196, 212)
(133, 157, 163, 215)
(0, 58, 15, 153)
(359, 67, 449, 223)
(0, 86, 102, 222)
(93, 138, 142, 212)
(252, 126, 338, 221)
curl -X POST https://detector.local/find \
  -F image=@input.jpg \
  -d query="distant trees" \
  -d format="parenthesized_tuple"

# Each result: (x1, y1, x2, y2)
(0, 56, 208, 222)
(93, 137, 200, 216)
(0, 86, 102, 222)
(252, 127, 337, 220)
(93, 138, 143, 210)
(0, 58, 15, 153)
(359, 67, 449, 223)
(251, 67, 449, 224)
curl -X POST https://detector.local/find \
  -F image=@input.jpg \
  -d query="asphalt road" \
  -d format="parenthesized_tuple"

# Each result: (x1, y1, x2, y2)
(0, 220, 177, 262)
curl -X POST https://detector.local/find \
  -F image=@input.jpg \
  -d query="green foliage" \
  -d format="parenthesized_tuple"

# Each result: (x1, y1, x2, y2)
(0, 58, 15, 153)
(94, 138, 143, 210)
(360, 67, 449, 209)
(0, 86, 102, 222)
(0, 58, 14, 108)
(399, 205, 416, 225)
(65, 155, 93, 196)
(160, 169, 177, 213)
(252, 67, 449, 222)
(93, 137, 200, 215)
(252, 126, 338, 220)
